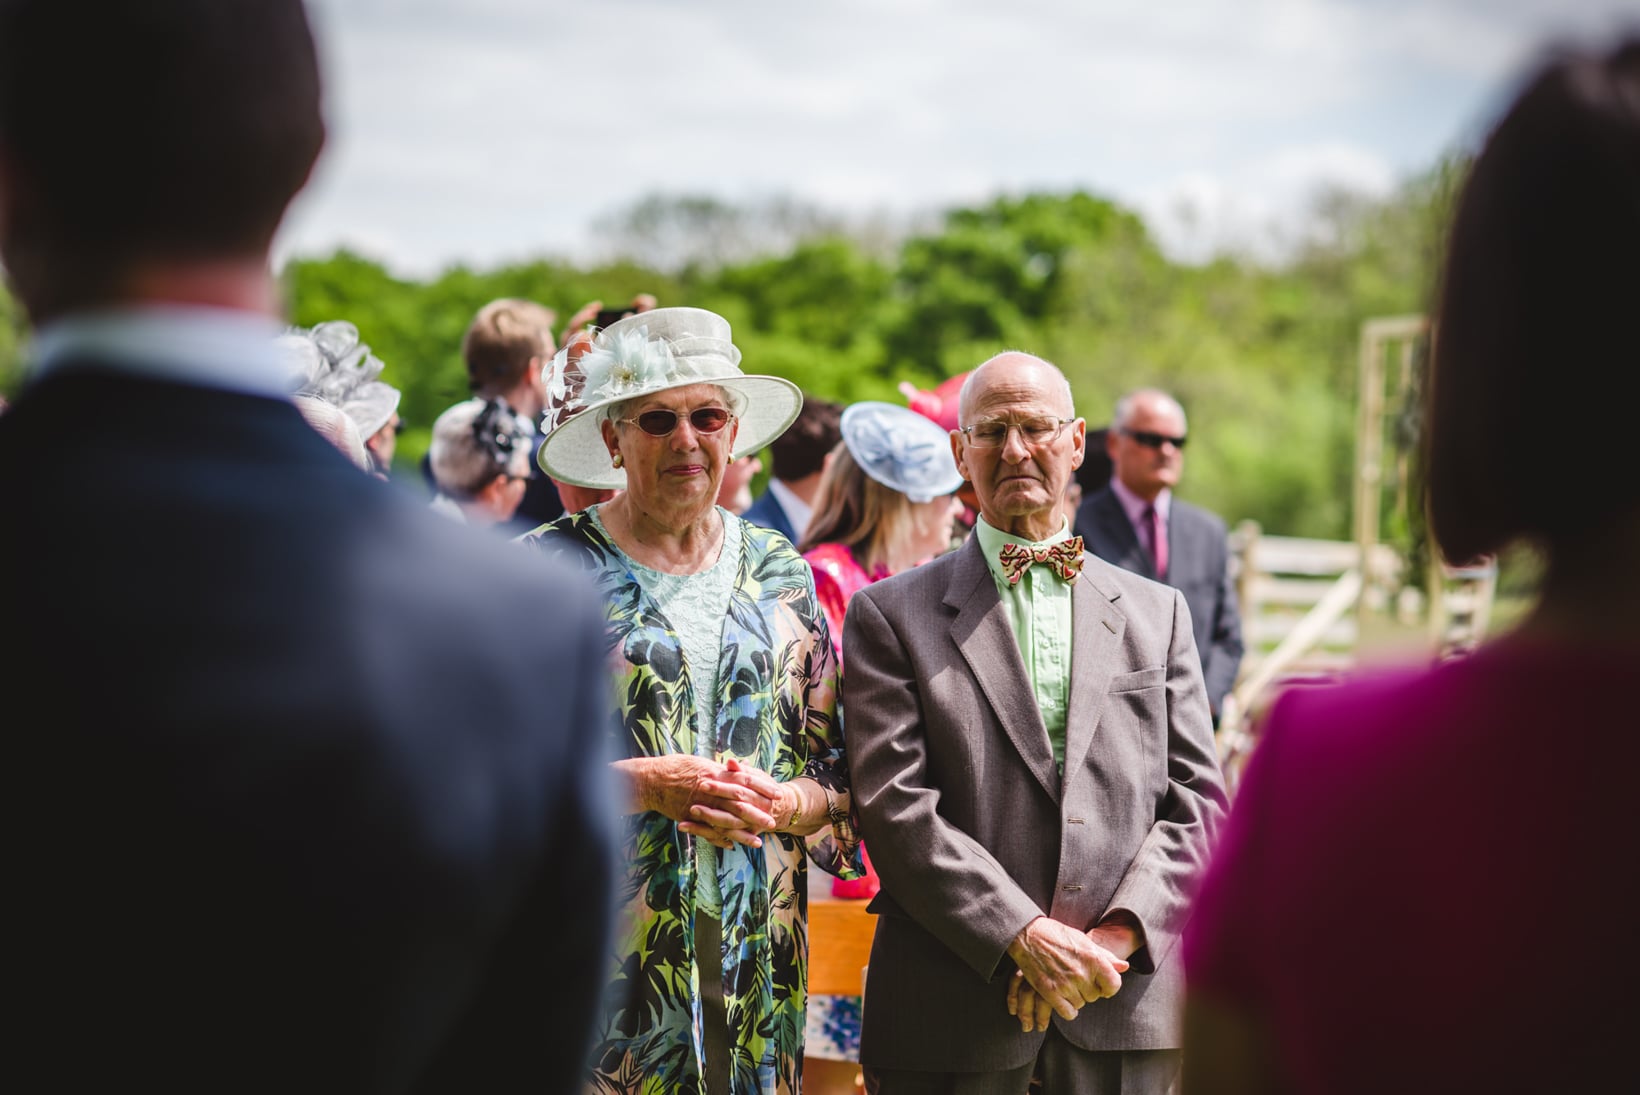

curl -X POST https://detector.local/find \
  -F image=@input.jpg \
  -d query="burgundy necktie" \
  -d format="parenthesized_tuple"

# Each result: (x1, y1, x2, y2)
(1145, 505, 1169, 580)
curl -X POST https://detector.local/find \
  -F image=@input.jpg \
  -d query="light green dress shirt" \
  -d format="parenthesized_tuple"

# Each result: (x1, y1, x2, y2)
(973, 514, 1077, 771)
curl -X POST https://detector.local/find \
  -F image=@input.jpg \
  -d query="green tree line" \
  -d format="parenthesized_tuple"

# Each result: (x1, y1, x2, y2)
(0, 172, 1459, 543)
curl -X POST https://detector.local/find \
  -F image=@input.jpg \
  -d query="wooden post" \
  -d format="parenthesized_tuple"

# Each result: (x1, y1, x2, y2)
(1353, 323, 1384, 632)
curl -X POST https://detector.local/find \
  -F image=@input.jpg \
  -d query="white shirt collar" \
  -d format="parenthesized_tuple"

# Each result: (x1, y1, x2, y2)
(27, 306, 297, 400)
(767, 478, 814, 541)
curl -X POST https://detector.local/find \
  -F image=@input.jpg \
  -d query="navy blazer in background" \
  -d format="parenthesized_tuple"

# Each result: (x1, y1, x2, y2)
(1075, 486, 1245, 715)
(3, 365, 618, 1094)
(740, 486, 798, 545)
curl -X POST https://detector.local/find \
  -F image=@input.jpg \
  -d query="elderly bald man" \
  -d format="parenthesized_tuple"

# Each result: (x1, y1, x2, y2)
(843, 352, 1227, 1094)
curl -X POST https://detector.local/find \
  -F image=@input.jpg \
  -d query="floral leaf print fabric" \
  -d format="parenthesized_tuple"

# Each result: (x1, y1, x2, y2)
(524, 510, 862, 1094)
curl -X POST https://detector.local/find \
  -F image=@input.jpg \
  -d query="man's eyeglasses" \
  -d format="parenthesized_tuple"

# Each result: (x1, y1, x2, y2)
(1122, 428, 1187, 450)
(620, 407, 735, 437)
(959, 416, 1073, 448)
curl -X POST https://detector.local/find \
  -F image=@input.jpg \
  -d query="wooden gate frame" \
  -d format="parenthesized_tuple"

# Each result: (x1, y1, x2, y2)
(1219, 314, 1498, 787)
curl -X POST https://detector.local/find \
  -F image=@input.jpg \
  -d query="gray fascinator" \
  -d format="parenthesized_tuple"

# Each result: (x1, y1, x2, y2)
(277, 320, 401, 439)
(840, 401, 964, 503)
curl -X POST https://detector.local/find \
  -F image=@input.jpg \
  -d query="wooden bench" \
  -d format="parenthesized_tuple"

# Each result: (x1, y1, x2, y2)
(807, 898, 876, 996)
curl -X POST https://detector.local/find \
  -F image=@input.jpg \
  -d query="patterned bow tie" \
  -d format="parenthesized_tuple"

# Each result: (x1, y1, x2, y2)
(998, 537, 1085, 586)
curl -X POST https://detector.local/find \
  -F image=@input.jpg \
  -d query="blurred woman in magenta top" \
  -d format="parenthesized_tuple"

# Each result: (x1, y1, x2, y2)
(1182, 37, 1640, 1095)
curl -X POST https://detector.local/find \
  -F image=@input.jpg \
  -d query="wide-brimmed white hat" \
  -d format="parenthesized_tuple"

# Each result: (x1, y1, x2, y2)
(536, 306, 801, 490)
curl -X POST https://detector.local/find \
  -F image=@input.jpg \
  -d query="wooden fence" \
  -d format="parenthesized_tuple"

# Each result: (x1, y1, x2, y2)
(1218, 520, 1497, 789)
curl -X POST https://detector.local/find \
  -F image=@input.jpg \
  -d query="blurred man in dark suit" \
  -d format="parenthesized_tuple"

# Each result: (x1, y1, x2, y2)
(0, 2, 617, 1091)
(742, 392, 843, 545)
(1076, 389, 1243, 720)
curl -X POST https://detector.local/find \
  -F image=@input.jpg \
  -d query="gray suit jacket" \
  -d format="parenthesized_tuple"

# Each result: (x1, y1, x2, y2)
(1076, 487, 1244, 715)
(842, 535, 1227, 1072)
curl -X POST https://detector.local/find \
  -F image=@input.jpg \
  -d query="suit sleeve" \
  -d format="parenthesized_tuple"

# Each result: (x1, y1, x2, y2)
(1104, 587, 1229, 974)
(843, 589, 1044, 981)
(1201, 525, 1245, 715)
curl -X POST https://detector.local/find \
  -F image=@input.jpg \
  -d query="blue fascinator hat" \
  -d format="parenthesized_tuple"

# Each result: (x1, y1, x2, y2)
(840, 401, 964, 504)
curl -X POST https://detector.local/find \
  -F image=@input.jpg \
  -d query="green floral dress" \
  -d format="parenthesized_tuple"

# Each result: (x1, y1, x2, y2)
(524, 509, 862, 1095)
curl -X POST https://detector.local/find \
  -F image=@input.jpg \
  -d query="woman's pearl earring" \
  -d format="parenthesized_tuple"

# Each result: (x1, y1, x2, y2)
(611, 452, 624, 469)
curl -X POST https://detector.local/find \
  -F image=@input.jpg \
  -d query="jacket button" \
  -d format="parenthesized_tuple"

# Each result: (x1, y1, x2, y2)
(1067, 817, 1085, 824)
(1061, 884, 1083, 892)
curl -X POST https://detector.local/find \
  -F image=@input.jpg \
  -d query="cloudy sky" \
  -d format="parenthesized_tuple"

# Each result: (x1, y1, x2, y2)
(275, 0, 1637, 276)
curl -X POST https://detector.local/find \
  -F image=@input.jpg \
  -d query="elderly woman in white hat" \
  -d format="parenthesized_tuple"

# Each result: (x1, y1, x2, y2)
(525, 307, 862, 1095)
(794, 401, 964, 1091)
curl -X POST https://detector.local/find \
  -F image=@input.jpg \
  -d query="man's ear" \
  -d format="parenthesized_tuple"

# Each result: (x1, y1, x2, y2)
(950, 430, 972, 482)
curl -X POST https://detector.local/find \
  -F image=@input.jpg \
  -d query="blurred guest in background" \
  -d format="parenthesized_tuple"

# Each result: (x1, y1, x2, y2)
(797, 399, 964, 1093)
(898, 372, 968, 434)
(1076, 389, 1243, 721)
(278, 326, 372, 470)
(802, 401, 966, 665)
(293, 393, 370, 470)
(1183, 35, 1640, 1095)
(427, 397, 534, 528)
(1067, 423, 1112, 524)
(743, 392, 844, 544)
(717, 450, 762, 514)
(285, 318, 400, 480)
(527, 306, 863, 1094)
(0, 2, 619, 1092)
(557, 291, 658, 347)
(460, 297, 564, 528)
(902, 370, 980, 539)
(359, 400, 399, 478)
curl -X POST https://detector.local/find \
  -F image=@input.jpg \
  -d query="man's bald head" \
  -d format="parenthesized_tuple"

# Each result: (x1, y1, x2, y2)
(958, 352, 1076, 425)
(951, 351, 1085, 541)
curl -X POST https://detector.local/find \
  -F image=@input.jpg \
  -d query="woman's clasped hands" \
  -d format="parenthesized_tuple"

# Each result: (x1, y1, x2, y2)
(624, 753, 802, 849)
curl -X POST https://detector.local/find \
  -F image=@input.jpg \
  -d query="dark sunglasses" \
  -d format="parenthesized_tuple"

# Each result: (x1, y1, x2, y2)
(620, 407, 735, 437)
(1123, 428, 1187, 450)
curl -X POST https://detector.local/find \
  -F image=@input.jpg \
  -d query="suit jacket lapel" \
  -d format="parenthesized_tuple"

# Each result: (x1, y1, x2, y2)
(1086, 489, 1154, 579)
(945, 537, 1061, 804)
(1062, 559, 1127, 781)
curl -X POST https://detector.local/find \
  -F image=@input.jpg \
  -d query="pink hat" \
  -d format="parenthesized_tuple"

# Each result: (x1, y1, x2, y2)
(898, 371, 971, 433)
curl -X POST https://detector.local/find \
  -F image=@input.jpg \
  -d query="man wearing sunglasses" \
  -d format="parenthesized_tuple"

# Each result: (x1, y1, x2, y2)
(1075, 389, 1244, 722)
